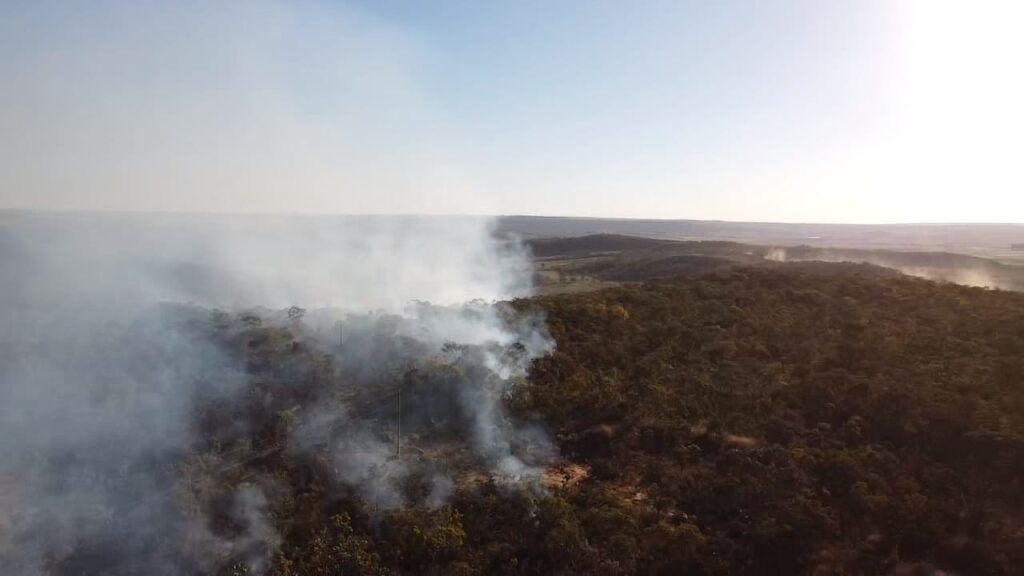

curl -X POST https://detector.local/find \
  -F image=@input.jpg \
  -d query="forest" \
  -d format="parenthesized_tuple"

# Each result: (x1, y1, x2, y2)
(513, 262, 1024, 574)
(21, 261, 1024, 575)
(8, 1, 1024, 573)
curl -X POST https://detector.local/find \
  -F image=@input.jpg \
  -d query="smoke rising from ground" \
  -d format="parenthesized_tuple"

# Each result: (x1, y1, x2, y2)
(0, 212, 552, 574)
(763, 246, 1008, 290)
(0, 2, 553, 572)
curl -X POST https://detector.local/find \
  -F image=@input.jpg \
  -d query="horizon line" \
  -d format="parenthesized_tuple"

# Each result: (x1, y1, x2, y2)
(1, 207, 1022, 227)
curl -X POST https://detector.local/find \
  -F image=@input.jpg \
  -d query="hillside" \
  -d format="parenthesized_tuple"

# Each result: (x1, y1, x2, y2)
(529, 234, 1024, 291)
(529, 235, 762, 293)
(500, 216, 1024, 262)
(14, 261, 1024, 575)
(513, 262, 1024, 574)
(526, 234, 673, 258)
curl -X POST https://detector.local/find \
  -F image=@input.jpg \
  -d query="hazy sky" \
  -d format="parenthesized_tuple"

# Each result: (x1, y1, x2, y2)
(2, 1, 1021, 223)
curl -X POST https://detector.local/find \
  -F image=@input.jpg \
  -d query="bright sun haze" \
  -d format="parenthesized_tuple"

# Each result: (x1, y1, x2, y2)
(1, 0, 1021, 223)
(5, 4, 1024, 576)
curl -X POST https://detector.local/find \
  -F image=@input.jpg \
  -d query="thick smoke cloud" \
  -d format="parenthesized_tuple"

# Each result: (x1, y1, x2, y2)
(0, 2, 553, 572)
(0, 212, 552, 575)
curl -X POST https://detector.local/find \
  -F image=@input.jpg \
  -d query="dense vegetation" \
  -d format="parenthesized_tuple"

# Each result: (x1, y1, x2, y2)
(513, 262, 1024, 574)
(43, 261, 1024, 575)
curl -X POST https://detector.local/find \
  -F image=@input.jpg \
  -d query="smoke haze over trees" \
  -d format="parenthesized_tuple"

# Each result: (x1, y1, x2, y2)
(0, 213, 552, 574)
(2, 1, 1023, 574)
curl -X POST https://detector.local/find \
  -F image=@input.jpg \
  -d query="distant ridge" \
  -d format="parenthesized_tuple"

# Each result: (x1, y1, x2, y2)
(498, 215, 1024, 259)
(526, 234, 671, 258)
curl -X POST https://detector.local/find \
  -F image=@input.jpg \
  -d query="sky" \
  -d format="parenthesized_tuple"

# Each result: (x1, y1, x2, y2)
(1, 0, 1021, 223)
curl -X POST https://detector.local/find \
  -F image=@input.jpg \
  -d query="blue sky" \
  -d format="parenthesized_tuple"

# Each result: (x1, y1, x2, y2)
(2, 1, 1021, 222)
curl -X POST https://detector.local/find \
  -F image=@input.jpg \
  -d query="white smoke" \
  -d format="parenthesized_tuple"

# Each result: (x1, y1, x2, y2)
(0, 212, 553, 574)
(0, 2, 556, 572)
(762, 246, 1005, 289)
(764, 247, 788, 262)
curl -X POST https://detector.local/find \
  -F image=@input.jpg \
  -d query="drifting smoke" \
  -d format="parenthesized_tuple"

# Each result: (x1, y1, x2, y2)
(763, 246, 1007, 289)
(1, 2, 556, 572)
(763, 247, 788, 262)
(0, 213, 554, 575)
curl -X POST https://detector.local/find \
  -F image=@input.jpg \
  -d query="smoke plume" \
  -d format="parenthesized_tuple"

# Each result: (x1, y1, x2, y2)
(763, 245, 1008, 289)
(0, 212, 553, 575)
